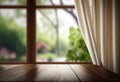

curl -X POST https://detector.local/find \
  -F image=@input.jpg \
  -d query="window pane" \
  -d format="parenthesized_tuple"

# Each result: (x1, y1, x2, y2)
(36, 9, 91, 62)
(37, 0, 74, 5)
(0, 9, 27, 62)
(0, 0, 26, 5)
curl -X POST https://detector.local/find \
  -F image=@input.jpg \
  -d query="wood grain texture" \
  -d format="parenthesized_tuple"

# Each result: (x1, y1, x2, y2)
(82, 64, 120, 81)
(69, 64, 106, 82)
(0, 64, 79, 81)
(0, 64, 120, 82)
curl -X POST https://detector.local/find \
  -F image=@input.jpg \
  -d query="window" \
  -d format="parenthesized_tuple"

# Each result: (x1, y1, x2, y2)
(0, 0, 91, 64)
(0, 0, 27, 63)
(36, 9, 78, 62)
(0, 9, 27, 62)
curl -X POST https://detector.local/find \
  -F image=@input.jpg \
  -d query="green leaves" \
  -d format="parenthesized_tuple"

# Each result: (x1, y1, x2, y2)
(17, 0, 26, 5)
(37, 0, 44, 5)
(0, 0, 26, 5)
(0, 17, 26, 58)
(66, 27, 91, 62)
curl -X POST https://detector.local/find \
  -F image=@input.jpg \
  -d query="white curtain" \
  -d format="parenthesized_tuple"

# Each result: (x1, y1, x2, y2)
(74, 0, 120, 75)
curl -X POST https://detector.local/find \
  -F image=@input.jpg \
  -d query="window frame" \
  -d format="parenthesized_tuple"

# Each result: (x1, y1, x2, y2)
(0, 0, 92, 64)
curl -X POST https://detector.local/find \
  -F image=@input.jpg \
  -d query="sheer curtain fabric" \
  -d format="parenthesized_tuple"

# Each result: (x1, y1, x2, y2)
(74, 0, 120, 75)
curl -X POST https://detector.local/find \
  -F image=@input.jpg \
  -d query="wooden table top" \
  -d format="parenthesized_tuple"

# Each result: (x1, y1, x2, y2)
(0, 64, 120, 82)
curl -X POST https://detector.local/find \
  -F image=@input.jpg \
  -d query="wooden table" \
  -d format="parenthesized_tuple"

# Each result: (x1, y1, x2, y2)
(0, 64, 120, 82)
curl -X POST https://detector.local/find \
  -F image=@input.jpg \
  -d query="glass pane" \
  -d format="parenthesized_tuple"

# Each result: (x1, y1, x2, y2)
(36, 9, 91, 62)
(0, 0, 26, 5)
(37, 0, 74, 5)
(0, 9, 27, 62)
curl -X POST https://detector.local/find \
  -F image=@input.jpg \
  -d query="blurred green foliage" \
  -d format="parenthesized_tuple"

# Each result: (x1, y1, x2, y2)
(0, 17, 26, 59)
(37, 0, 44, 5)
(0, 0, 26, 5)
(37, 53, 56, 60)
(17, 0, 26, 5)
(36, 27, 68, 55)
(37, 27, 54, 48)
(59, 40, 68, 56)
(66, 27, 91, 62)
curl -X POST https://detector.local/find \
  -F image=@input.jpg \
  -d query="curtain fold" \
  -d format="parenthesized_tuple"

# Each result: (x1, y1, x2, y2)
(75, 0, 120, 75)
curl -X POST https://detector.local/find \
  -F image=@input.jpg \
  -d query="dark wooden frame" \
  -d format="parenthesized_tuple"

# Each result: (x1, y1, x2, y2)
(0, 0, 92, 64)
